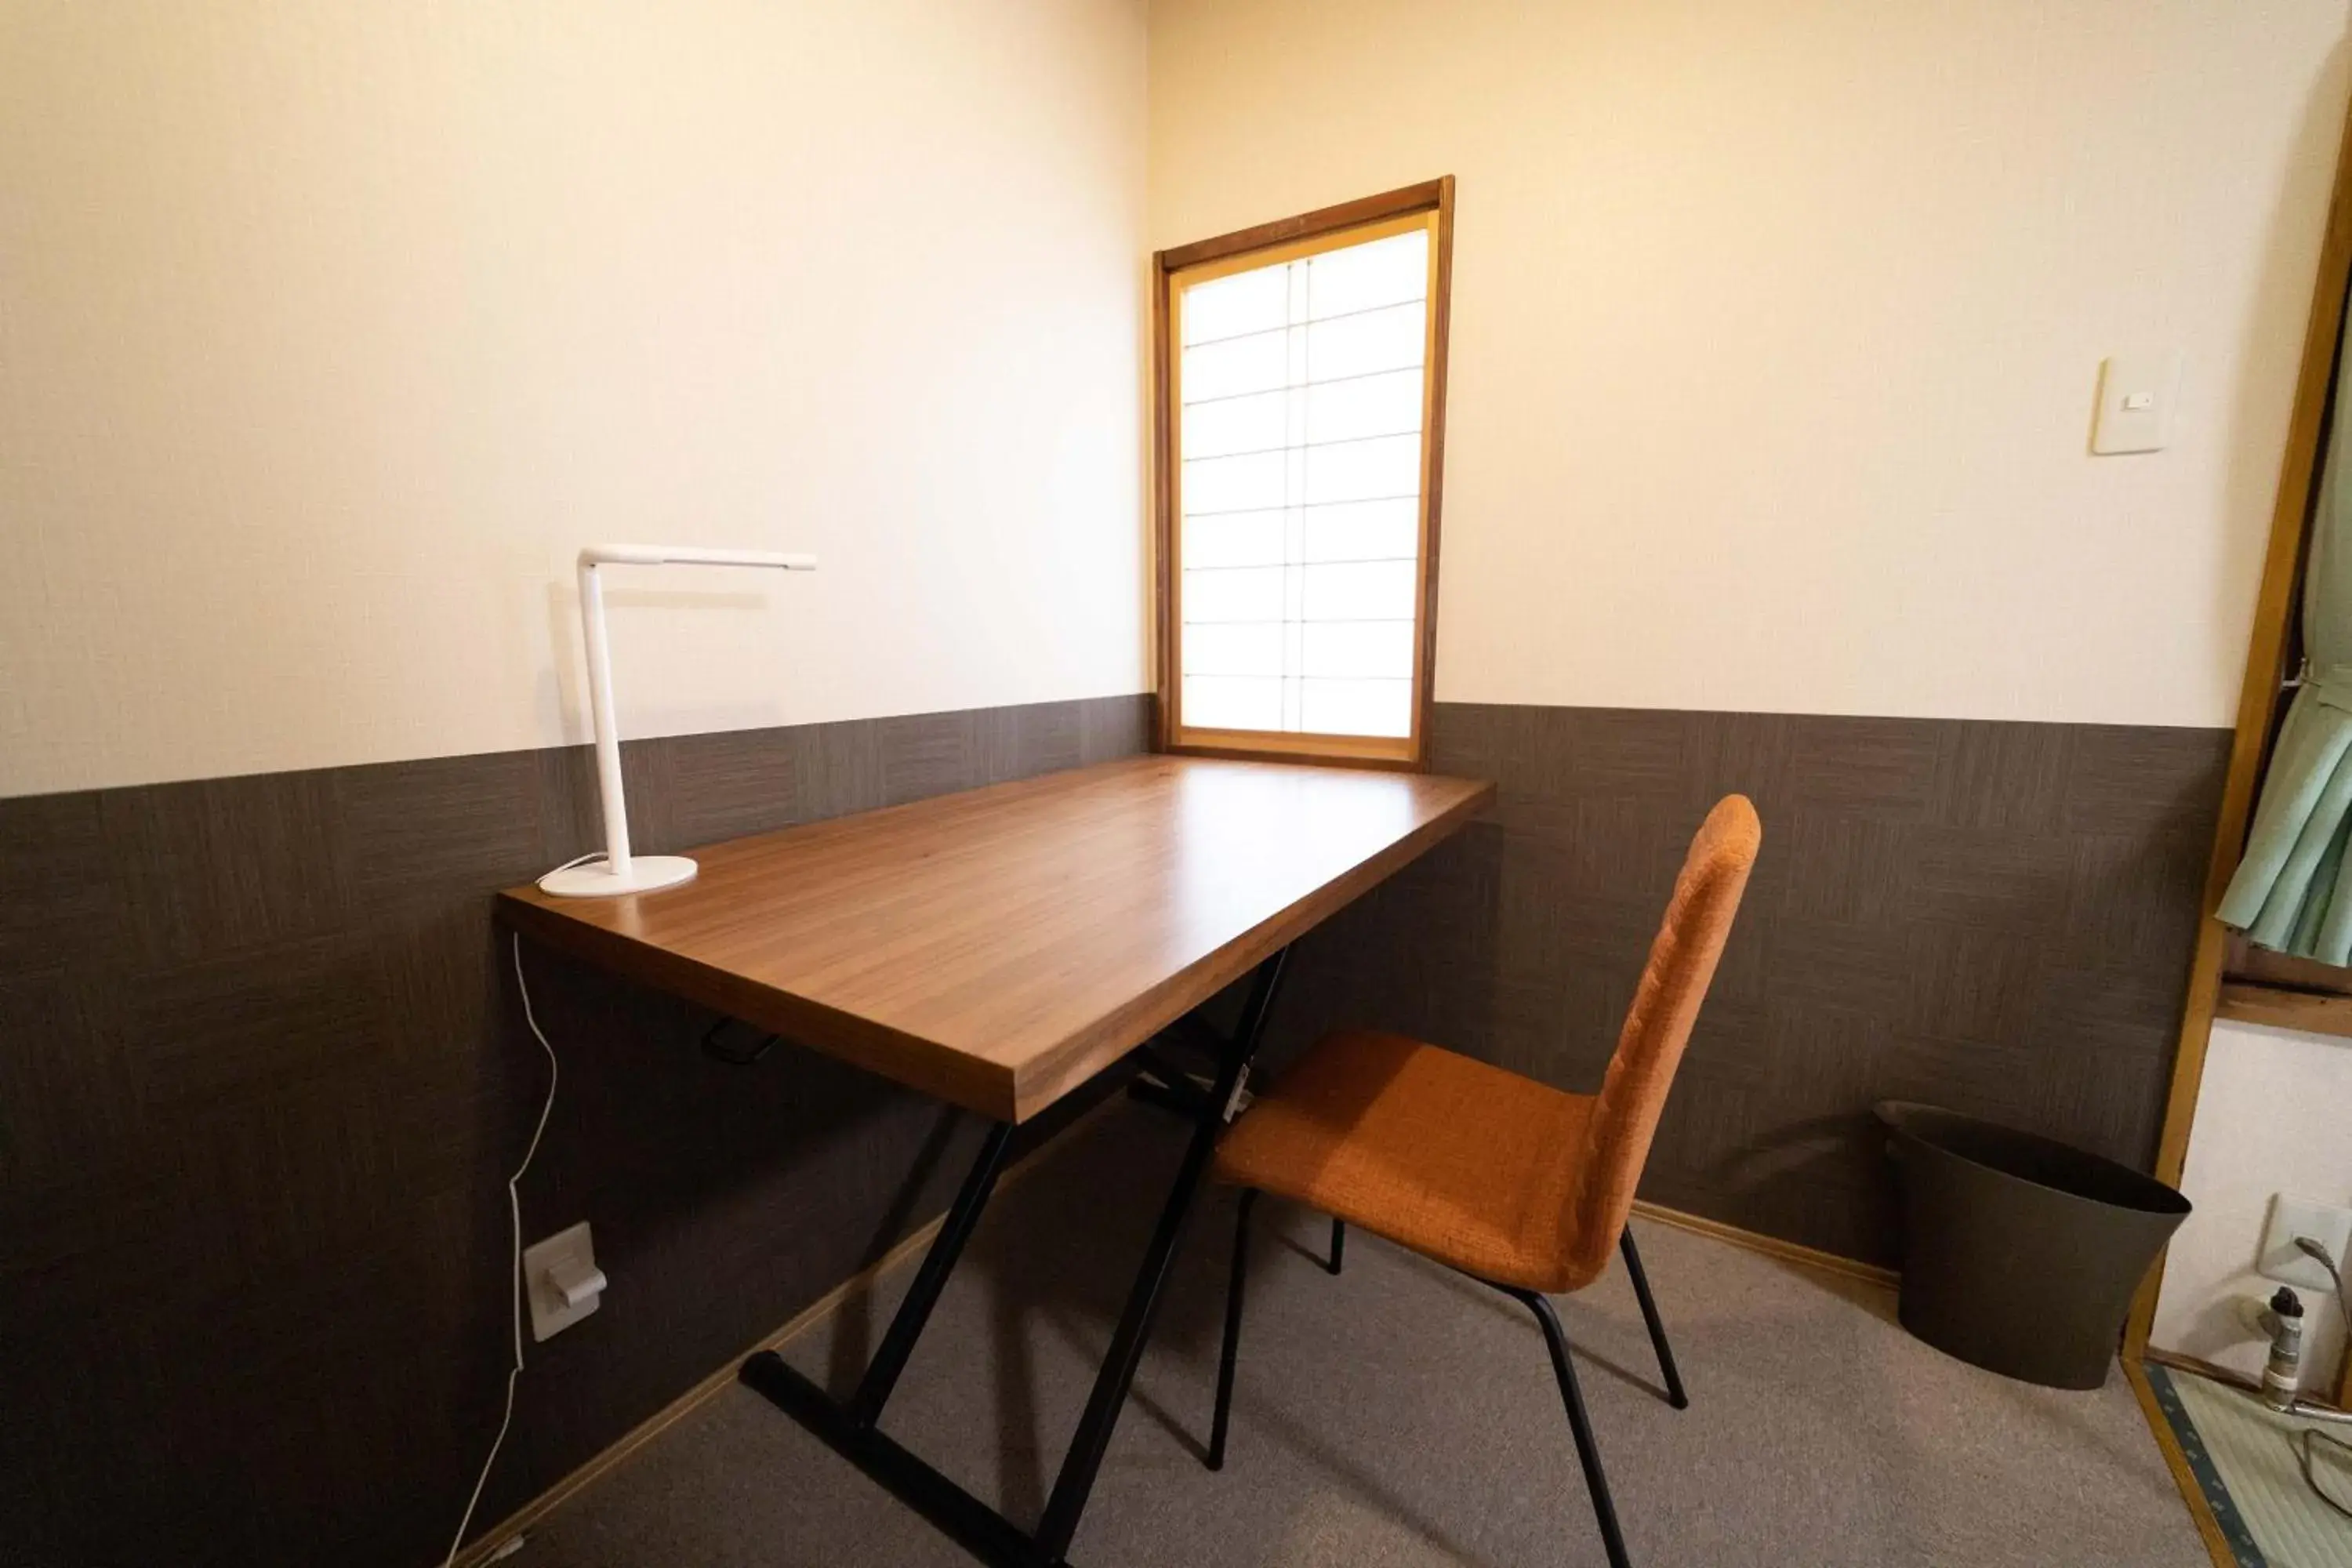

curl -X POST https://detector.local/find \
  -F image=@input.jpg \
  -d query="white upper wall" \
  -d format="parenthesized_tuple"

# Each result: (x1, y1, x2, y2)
(9, 2, 2346, 800)
(1150, 0, 2350, 728)
(0, 0, 1149, 797)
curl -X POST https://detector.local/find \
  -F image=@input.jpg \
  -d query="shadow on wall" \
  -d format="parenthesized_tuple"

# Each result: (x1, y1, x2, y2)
(539, 578, 803, 751)
(1260, 818, 1509, 1083)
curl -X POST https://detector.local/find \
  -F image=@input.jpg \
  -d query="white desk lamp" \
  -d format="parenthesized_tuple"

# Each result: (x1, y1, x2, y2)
(538, 543, 816, 898)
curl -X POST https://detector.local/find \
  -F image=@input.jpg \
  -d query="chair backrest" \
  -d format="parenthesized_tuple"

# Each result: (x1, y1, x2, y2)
(1560, 794, 1760, 1283)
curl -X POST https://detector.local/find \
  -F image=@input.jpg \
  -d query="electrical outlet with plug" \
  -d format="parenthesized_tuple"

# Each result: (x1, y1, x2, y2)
(2258, 1194, 2352, 1294)
(524, 1221, 608, 1341)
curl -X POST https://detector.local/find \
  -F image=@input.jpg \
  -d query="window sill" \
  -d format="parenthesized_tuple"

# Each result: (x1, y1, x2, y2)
(1166, 728, 1420, 770)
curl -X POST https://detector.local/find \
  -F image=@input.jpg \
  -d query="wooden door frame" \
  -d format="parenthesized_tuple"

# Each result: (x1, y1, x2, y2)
(2125, 100, 2352, 1409)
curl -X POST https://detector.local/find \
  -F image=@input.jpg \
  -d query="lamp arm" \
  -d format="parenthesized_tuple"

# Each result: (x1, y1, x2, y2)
(580, 544, 818, 572)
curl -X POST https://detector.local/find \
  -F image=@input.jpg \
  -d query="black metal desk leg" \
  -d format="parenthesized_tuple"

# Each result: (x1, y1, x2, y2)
(1029, 947, 1291, 1562)
(846, 1120, 1017, 1430)
(745, 950, 1292, 1568)
(740, 1114, 1034, 1567)
(1208, 1187, 1258, 1471)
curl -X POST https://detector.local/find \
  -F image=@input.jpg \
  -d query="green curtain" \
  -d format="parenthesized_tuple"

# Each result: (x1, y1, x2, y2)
(2217, 307, 2352, 962)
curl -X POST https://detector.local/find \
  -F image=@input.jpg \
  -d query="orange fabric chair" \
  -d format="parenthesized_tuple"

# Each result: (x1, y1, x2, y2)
(1205, 795, 1761, 1568)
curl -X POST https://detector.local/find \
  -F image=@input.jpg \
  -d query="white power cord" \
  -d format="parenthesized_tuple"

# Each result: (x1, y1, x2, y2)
(440, 933, 561, 1568)
(2287, 1236, 2352, 1520)
(2295, 1235, 2352, 1330)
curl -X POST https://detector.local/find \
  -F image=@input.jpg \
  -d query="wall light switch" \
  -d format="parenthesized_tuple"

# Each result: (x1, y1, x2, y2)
(2092, 352, 2182, 454)
(2257, 1193, 2352, 1294)
(524, 1221, 607, 1341)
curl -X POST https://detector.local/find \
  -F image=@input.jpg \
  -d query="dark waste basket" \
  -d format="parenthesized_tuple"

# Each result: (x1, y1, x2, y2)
(1876, 1101, 2190, 1390)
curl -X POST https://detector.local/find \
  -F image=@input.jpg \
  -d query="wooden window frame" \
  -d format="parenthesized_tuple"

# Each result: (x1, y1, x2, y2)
(1152, 177, 1456, 770)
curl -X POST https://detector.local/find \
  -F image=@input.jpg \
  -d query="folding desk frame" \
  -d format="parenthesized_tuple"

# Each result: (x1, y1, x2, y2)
(738, 949, 1292, 1568)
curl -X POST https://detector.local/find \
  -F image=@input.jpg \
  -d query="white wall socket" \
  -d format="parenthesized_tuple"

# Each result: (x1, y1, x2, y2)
(524, 1221, 607, 1342)
(2257, 1193, 2352, 1294)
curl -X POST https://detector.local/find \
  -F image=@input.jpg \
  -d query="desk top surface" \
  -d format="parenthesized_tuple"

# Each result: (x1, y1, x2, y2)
(498, 753, 1492, 1122)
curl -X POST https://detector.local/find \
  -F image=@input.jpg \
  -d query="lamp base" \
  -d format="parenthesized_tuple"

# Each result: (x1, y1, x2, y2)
(536, 855, 699, 898)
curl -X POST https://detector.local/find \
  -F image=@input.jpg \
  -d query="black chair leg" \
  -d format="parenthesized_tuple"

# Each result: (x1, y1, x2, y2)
(1512, 1287, 1633, 1568)
(1207, 1189, 1258, 1471)
(1618, 1229, 1688, 1410)
(1327, 1218, 1345, 1275)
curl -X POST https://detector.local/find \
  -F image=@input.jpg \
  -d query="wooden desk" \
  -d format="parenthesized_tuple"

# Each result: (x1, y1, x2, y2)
(498, 753, 1492, 1568)
(499, 753, 1492, 1123)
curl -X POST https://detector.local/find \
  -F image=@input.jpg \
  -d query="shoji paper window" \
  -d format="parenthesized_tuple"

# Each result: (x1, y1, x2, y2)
(1161, 198, 1448, 765)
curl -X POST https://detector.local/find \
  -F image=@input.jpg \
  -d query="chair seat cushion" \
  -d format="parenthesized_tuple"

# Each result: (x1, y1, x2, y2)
(1213, 1029, 1598, 1293)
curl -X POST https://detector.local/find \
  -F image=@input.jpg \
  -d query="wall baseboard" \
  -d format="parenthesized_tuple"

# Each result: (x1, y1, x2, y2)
(1630, 1199, 1900, 1291)
(450, 1092, 1123, 1567)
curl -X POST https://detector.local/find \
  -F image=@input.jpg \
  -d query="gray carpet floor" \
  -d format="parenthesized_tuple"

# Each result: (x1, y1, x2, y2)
(514, 1103, 2208, 1567)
